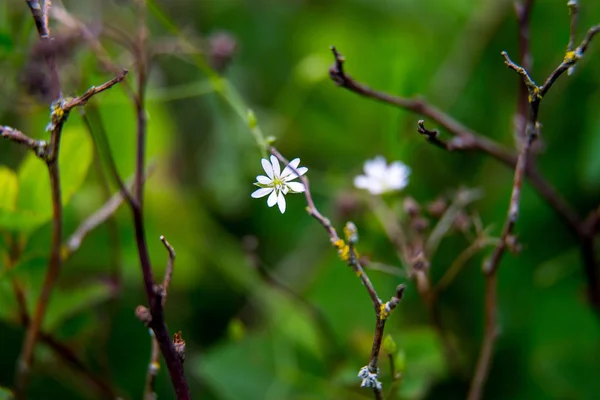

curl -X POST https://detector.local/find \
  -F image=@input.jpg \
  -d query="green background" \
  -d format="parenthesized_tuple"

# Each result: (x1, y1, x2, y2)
(1, 0, 600, 398)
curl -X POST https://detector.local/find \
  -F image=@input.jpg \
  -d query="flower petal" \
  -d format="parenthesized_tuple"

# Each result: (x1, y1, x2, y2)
(281, 158, 301, 178)
(284, 166, 308, 181)
(364, 156, 387, 179)
(354, 175, 384, 195)
(286, 181, 305, 193)
(251, 187, 273, 198)
(261, 158, 273, 179)
(277, 191, 286, 213)
(270, 155, 281, 177)
(267, 190, 278, 207)
(256, 175, 272, 185)
(354, 175, 371, 189)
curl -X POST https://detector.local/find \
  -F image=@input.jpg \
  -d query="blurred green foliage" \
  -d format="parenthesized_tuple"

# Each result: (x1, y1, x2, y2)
(1, 0, 600, 399)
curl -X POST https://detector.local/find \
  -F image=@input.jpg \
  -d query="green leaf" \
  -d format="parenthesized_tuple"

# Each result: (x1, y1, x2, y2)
(43, 280, 116, 331)
(197, 334, 278, 400)
(0, 122, 92, 232)
(0, 166, 17, 211)
(0, 386, 14, 400)
(396, 327, 447, 399)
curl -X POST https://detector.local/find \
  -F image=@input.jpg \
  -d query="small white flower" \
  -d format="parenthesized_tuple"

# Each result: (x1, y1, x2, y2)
(354, 155, 410, 195)
(251, 155, 307, 213)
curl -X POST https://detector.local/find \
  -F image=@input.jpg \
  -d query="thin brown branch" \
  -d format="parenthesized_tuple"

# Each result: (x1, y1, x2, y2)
(159, 235, 175, 303)
(39, 331, 119, 399)
(0, 126, 47, 157)
(125, 3, 189, 396)
(468, 13, 600, 398)
(63, 168, 153, 259)
(540, 25, 600, 96)
(417, 120, 448, 150)
(468, 54, 539, 400)
(567, 1, 579, 52)
(270, 146, 405, 399)
(514, 0, 534, 142)
(25, 0, 60, 99)
(63, 69, 129, 111)
(435, 237, 499, 293)
(467, 274, 498, 400)
(14, 71, 128, 400)
(328, 47, 581, 236)
(80, 107, 135, 206)
(26, 1, 50, 39)
(144, 330, 161, 400)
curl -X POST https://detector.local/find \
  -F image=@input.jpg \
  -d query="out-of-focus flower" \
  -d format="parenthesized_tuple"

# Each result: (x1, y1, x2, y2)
(354, 156, 410, 195)
(251, 155, 307, 213)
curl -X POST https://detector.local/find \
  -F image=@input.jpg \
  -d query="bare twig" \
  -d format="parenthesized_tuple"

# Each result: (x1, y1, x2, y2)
(121, 3, 189, 397)
(0, 126, 47, 157)
(144, 235, 176, 400)
(39, 331, 119, 399)
(514, 0, 534, 142)
(159, 235, 175, 304)
(417, 120, 448, 150)
(435, 237, 499, 294)
(62, 70, 129, 110)
(63, 167, 153, 259)
(14, 69, 129, 398)
(329, 46, 582, 236)
(468, 11, 600, 400)
(269, 146, 405, 399)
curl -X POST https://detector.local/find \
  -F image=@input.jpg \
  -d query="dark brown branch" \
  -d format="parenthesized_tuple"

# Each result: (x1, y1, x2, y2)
(26, 1, 50, 39)
(25, 0, 60, 99)
(80, 107, 135, 206)
(567, 1, 579, 52)
(417, 120, 448, 150)
(469, 14, 600, 399)
(39, 331, 119, 399)
(63, 168, 153, 259)
(0, 126, 47, 157)
(514, 0, 534, 142)
(329, 47, 581, 235)
(269, 147, 404, 399)
(125, 3, 189, 396)
(63, 70, 129, 111)
(144, 235, 176, 400)
(539, 25, 600, 96)
(159, 235, 175, 304)
(14, 69, 128, 398)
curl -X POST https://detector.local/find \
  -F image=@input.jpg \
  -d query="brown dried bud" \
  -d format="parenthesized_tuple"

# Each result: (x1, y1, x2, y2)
(135, 305, 152, 326)
(427, 198, 447, 218)
(403, 197, 420, 217)
(173, 331, 186, 364)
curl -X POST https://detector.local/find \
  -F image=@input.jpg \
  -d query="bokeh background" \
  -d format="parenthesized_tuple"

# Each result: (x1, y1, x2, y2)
(1, 0, 600, 399)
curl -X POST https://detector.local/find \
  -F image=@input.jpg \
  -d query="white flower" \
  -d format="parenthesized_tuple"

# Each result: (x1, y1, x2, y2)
(354, 156, 410, 195)
(251, 155, 307, 213)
